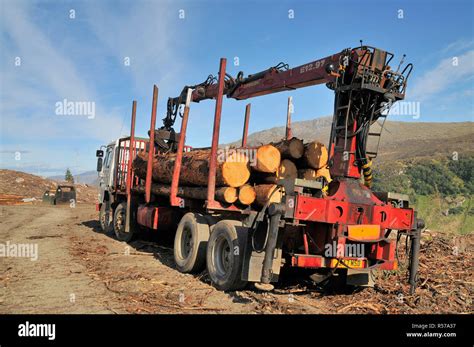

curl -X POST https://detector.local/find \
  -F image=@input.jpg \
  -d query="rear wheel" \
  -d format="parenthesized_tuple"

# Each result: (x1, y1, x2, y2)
(206, 220, 247, 291)
(173, 213, 210, 273)
(99, 202, 113, 234)
(113, 202, 135, 242)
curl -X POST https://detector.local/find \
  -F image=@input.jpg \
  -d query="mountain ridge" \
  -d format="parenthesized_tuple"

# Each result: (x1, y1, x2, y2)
(229, 117, 474, 161)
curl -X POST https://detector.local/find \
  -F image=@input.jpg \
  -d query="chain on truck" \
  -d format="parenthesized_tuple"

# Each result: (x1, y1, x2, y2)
(96, 44, 424, 293)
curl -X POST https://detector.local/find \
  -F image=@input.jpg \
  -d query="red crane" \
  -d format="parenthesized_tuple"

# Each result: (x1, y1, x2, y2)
(105, 44, 423, 294)
(160, 45, 422, 292)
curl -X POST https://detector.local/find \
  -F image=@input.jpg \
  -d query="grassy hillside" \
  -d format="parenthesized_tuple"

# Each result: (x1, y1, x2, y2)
(414, 195, 473, 235)
(372, 154, 474, 234)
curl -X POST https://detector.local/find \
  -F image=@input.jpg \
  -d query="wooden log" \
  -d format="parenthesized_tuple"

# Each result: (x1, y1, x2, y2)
(277, 159, 297, 180)
(137, 184, 237, 204)
(299, 141, 328, 169)
(258, 159, 298, 183)
(216, 186, 238, 203)
(298, 168, 317, 180)
(253, 144, 281, 173)
(316, 167, 332, 183)
(238, 184, 256, 205)
(272, 138, 304, 159)
(133, 149, 250, 187)
(254, 184, 284, 207)
(298, 167, 332, 183)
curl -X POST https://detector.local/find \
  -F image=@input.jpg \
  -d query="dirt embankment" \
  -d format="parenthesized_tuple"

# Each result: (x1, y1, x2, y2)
(0, 204, 472, 314)
(0, 169, 97, 205)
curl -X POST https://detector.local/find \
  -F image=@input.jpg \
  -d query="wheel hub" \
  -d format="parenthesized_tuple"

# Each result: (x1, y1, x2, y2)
(181, 227, 193, 258)
(214, 236, 232, 276)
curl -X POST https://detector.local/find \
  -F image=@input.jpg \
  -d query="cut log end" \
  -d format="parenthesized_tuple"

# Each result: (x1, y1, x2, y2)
(298, 168, 317, 180)
(221, 151, 250, 187)
(287, 138, 305, 159)
(302, 141, 328, 169)
(255, 144, 281, 173)
(298, 167, 332, 183)
(216, 186, 238, 204)
(273, 138, 304, 159)
(316, 167, 332, 183)
(238, 184, 256, 205)
(277, 159, 297, 180)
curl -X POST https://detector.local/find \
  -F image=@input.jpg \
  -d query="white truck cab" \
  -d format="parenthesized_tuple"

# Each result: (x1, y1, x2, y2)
(96, 139, 120, 206)
(95, 137, 147, 234)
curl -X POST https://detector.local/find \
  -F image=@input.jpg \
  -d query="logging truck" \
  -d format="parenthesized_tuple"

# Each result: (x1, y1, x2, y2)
(96, 45, 424, 293)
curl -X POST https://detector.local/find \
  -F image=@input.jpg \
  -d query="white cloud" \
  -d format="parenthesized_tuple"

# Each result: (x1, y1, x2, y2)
(441, 39, 474, 54)
(409, 49, 474, 102)
(0, 1, 187, 175)
(84, 1, 185, 94)
(0, 1, 124, 142)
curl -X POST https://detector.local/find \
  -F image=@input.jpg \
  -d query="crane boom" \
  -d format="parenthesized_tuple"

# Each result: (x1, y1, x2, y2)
(163, 49, 347, 129)
(192, 52, 342, 101)
(162, 45, 413, 180)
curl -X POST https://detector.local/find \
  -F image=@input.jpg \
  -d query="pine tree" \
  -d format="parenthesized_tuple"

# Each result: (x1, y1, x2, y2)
(65, 168, 74, 183)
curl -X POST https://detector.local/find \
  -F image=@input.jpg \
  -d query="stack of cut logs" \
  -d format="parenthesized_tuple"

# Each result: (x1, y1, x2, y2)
(132, 137, 330, 207)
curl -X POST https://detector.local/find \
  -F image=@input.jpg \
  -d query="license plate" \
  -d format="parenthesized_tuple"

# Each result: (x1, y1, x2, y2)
(331, 259, 364, 269)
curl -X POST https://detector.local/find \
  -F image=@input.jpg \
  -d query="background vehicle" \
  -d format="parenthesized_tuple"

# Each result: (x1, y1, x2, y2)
(96, 45, 424, 293)
(42, 184, 76, 205)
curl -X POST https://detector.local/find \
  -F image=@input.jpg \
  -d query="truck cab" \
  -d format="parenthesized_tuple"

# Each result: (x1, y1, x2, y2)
(97, 141, 118, 206)
(96, 137, 147, 234)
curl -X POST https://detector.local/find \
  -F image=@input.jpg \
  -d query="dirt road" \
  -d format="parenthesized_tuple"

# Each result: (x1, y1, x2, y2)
(0, 204, 472, 314)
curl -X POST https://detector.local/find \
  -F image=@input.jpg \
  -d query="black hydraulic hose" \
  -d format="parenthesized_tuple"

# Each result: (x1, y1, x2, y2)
(260, 203, 285, 284)
(395, 231, 403, 266)
(251, 215, 270, 253)
(408, 231, 420, 294)
(408, 219, 424, 294)
(250, 186, 280, 252)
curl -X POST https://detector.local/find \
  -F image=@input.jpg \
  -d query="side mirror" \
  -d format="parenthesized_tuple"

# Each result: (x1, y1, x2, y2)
(96, 149, 104, 158)
(97, 157, 103, 172)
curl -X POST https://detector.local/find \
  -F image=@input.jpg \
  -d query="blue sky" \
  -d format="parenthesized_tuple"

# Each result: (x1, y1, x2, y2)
(0, 0, 473, 176)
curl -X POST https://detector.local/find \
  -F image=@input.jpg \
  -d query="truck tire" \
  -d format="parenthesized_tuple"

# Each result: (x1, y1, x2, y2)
(113, 202, 135, 242)
(206, 220, 247, 291)
(174, 213, 210, 273)
(99, 202, 113, 234)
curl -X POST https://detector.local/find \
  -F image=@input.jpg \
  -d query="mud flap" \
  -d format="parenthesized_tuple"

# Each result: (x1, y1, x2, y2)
(346, 269, 374, 287)
(241, 239, 282, 283)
